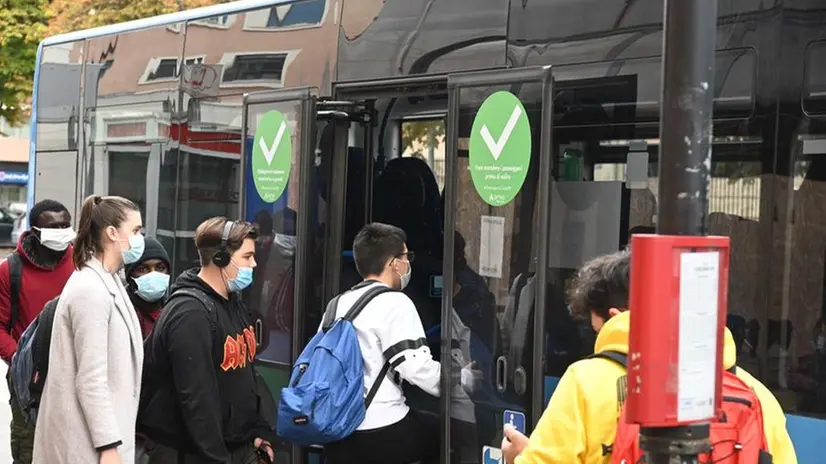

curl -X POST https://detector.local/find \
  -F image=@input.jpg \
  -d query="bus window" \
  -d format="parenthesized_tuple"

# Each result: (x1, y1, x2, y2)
(778, 116, 826, 421)
(35, 42, 83, 153)
(401, 119, 446, 192)
(804, 41, 826, 115)
(82, 24, 184, 268)
(33, 151, 80, 220)
(539, 60, 764, 403)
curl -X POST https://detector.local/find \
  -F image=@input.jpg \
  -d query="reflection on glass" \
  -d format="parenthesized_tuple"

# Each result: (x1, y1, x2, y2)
(33, 151, 80, 221)
(244, 100, 303, 367)
(804, 41, 826, 114)
(439, 81, 550, 463)
(36, 42, 83, 152)
(401, 119, 446, 191)
(82, 25, 182, 266)
(108, 149, 149, 213)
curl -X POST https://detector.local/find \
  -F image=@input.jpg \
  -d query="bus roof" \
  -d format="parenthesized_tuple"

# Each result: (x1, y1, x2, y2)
(41, 0, 289, 47)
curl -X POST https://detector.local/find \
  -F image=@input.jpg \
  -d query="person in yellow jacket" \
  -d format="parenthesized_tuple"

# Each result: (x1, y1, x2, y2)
(502, 250, 797, 464)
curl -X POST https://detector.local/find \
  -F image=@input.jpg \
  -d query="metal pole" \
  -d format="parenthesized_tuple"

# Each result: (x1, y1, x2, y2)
(656, 0, 717, 237)
(648, 0, 717, 462)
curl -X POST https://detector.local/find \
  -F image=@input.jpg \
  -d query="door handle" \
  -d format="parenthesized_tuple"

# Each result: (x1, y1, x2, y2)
(496, 356, 508, 393)
(254, 318, 264, 348)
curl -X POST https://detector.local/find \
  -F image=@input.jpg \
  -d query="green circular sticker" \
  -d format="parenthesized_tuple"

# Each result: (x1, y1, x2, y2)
(252, 110, 292, 203)
(469, 91, 531, 206)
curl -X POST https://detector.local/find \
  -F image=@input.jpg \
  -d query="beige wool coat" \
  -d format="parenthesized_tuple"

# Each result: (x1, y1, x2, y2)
(32, 257, 144, 464)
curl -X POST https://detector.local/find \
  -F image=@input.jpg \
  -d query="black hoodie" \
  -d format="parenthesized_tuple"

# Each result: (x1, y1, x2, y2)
(138, 268, 274, 462)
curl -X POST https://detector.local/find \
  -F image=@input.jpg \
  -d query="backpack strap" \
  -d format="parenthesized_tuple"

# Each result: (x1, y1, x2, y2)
(350, 286, 397, 409)
(365, 358, 393, 409)
(342, 286, 395, 322)
(320, 280, 384, 331)
(320, 295, 343, 332)
(588, 350, 628, 368)
(319, 282, 397, 409)
(7, 252, 22, 334)
(167, 288, 220, 333)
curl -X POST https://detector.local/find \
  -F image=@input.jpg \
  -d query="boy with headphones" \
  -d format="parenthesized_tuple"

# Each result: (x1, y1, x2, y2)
(138, 217, 276, 463)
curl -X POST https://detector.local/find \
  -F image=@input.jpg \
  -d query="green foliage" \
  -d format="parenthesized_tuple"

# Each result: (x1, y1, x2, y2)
(47, 0, 232, 34)
(0, 0, 48, 127)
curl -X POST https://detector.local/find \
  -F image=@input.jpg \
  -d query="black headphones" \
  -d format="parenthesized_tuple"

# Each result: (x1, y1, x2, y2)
(212, 220, 235, 268)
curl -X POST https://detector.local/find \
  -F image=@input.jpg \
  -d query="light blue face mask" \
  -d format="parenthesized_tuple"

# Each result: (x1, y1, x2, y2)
(134, 271, 170, 302)
(226, 264, 253, 293)
(122, 234, 146, 265)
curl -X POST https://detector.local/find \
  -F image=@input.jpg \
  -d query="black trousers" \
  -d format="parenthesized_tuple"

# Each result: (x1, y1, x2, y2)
(324, 410, 440, 464)
(142, 440, 259, 464)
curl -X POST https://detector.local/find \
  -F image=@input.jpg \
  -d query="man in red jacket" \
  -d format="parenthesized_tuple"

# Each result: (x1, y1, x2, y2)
(0, 199, 75, 464)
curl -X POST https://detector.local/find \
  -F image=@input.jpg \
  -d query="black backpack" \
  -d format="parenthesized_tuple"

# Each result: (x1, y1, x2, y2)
(10, 296, 61, 424)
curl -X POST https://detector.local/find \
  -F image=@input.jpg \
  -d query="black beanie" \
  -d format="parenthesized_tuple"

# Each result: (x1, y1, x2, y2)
(125, 236, 171, 278)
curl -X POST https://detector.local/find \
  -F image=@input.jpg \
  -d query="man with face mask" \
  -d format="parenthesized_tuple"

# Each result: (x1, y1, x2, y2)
(0, 199, 75, 464)
(138, 218, 275, 463)
(322, 223, 444, 464)
(124, 236, 171, 339)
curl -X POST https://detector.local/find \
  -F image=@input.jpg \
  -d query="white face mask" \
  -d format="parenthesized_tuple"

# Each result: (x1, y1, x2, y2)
(35, 227, 76, 251)
(395, 259, 412, 290)
(273, 233, 296, 257)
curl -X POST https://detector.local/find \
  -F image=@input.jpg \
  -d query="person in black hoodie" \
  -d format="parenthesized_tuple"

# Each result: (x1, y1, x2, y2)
(124, 236, 171, 339)
(138, 217, 275, 463)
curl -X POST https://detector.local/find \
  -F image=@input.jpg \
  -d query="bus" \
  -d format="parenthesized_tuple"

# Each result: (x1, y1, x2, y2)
(27, 0, 826, 462)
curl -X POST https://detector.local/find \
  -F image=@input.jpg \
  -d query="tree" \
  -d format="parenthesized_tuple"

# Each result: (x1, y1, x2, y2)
(0, 0, 48, 128)
(401, 120, 445, 158)
(47, 0, 231, 35)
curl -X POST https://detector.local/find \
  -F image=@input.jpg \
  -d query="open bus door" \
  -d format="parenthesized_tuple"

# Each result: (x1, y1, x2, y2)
(439, 66, 553, 463)
(241, 87, 372, 464)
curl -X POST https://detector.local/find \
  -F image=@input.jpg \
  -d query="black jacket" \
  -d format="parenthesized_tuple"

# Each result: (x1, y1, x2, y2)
(138, 269, 275, 462)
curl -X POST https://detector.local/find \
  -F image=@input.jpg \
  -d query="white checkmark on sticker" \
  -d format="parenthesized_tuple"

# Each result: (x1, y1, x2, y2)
(480, 104, 522, 161)
(258, 121, 287, 165)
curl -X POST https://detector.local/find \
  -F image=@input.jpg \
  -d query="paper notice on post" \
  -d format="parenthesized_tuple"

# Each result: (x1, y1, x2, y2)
(479, 216, 505, 278)
(677, 251, 720, 423)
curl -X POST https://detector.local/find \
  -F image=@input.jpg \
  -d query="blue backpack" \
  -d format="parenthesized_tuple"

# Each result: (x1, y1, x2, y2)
(277, 284, 395, 446)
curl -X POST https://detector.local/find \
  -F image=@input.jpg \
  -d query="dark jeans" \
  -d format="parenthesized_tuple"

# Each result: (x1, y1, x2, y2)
(7, 371, 34, 464)
(143, 441, 259, 464)
(324, 410, 440, 464)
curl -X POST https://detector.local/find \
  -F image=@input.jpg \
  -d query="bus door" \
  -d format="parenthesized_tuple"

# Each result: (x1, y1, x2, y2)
(241, 87, 316, 464)
(440, 66, 553, 463)
(241, 88, 372, 464)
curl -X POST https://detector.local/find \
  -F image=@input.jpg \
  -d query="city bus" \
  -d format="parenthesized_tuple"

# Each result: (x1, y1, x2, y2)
(27, 0, 826, 462)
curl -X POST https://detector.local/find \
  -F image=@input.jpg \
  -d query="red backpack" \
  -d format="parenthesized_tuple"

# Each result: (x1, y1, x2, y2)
(590, 351, 773, 464)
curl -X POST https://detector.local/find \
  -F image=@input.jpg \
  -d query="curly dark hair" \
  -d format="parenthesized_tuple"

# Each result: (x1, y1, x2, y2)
(567, 249, 631, 321)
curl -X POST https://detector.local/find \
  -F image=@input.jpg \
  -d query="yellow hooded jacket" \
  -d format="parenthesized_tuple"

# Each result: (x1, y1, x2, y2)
(515, 311, 797, 464)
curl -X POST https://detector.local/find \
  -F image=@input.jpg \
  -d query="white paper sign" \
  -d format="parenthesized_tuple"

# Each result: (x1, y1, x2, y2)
(677, 251, 720, 422)
(479, 216, 505, 278)
(626, 151, 649, 190)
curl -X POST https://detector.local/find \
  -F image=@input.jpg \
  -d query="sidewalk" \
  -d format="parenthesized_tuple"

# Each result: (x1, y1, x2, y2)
(0, 363, 12, 463)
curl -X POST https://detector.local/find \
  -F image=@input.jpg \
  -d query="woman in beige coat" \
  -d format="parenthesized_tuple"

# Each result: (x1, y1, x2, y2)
(33, 195, 145, 464)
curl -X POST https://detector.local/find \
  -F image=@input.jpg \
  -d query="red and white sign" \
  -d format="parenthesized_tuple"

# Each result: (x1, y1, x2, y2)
(182, 63, 222, 98)
(625, 234, 730, 427)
